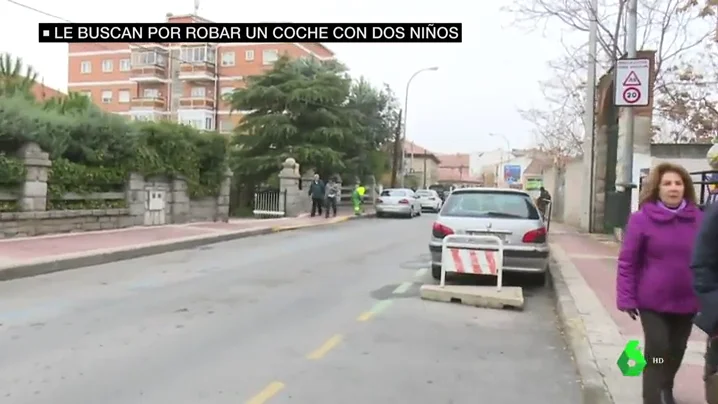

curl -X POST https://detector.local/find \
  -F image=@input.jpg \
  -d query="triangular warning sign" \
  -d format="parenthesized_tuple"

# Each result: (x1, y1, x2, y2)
(623, 71, 641, 86)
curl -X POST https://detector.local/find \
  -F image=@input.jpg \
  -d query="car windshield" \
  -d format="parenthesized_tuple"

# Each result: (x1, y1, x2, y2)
(381, 190, 407, 197)
(441, 191, 540, 219)
(416, 191, 432, 197)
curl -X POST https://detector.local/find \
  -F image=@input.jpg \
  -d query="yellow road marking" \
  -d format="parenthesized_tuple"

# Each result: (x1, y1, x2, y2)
(306, 334, 343, 360)
(392, 281, 413, 294)
(245, 381, 285, 404)
(415, 268, 428, 277)
(356, 299, 393, 322)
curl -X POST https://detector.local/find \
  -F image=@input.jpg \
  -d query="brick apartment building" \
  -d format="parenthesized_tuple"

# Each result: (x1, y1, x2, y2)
(67, 13, 334, 133)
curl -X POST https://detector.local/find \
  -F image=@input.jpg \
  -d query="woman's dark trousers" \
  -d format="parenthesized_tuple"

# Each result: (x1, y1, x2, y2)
(640, 310, 694, 404)
(325, 197, 337, 218)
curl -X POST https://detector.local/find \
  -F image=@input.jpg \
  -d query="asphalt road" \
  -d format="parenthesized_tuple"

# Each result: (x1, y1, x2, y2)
(0, 215, 582, 404)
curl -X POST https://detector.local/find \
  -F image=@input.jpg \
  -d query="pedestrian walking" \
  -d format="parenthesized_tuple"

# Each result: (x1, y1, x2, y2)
(536, 186, 552, 219)
(616, 162, 702, 404)
(324, 177, 339, 218)
(690, 201, 718, 404)
(308, 174, 325, 217)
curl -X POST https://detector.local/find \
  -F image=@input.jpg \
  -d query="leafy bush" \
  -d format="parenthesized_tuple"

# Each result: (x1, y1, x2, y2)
(0, 93, 230, 210)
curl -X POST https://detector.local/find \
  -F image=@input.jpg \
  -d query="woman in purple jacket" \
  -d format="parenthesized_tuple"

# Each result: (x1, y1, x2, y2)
(617, 162, 702, 404)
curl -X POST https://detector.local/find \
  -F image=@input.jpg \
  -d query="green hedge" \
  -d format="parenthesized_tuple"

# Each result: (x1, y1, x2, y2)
(0, 94, 229, 210)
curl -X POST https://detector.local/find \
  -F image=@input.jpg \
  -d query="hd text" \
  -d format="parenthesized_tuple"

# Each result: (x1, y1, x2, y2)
(39, 23, 462, 43)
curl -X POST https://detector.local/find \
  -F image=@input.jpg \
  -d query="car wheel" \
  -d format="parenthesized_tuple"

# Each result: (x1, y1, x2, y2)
(431, 264, 442, 280)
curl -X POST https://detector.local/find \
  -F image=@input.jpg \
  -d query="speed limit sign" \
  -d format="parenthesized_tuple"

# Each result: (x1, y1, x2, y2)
(614, 58, 650, 106)
(622, 87, 641, 104)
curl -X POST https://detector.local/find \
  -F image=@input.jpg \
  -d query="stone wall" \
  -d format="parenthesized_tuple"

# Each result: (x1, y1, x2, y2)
(0, 209, 133, 238)
(0, 142, 233, 238)
(545, 143, 713, 231)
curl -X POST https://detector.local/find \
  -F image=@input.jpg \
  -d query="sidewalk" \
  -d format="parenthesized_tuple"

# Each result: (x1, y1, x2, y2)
(549, 223, 705, 404)
(0, 210, 375, 282)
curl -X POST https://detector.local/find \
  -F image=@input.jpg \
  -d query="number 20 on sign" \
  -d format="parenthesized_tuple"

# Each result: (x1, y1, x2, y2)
(614, 58, 650, 107)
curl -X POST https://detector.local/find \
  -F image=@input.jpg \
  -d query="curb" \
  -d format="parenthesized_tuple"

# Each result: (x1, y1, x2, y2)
(0, 213, 376, 283)
(548, 251, 615, 404)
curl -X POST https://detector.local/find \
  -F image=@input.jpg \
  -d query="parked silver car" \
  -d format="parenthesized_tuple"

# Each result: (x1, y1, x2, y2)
(428, 187, 549, 283)
(376, 188, 422, 218)
(415, 189, 443, 212)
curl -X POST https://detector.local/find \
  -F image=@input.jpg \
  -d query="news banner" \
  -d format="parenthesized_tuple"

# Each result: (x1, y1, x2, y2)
(39, 23, 462, 43)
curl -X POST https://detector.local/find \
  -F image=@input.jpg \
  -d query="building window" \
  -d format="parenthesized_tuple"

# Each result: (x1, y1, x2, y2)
(132, 51, 165, 67)
(118, 90, 130, 103)
(79, 90, 92, 99)
(119, 59, 131, 71)
(190, 87, 206, 98)
(245, 50, 255, 61)
(101, 90, 112, 104)
(262, 50, 278, 65)
(181, 46, 215, 64)
(143, 88, 159, 98)
(221, 52, 235, 66)
(133, 113, 156, 122)
(219, 119, 234, 133)
(220, 87, 234, 98)
(80, 61, 92, 74)
(102, 60, 113, 72)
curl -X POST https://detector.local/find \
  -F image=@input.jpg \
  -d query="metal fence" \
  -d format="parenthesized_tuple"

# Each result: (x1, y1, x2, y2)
(690, 170, 718, 210)
(253, 188, 287, 218)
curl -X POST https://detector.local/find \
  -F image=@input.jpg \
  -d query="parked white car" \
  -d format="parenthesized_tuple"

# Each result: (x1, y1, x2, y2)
(375, 188, 422, 218)
(415, 189, 442, 212)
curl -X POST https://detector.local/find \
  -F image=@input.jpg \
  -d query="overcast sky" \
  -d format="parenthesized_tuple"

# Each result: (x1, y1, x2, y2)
(2, 0, 566, 154)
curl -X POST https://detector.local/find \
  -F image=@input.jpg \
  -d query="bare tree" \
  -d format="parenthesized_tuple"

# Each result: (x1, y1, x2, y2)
(519, 51, 588, 157)
(506, 0, 714, 148)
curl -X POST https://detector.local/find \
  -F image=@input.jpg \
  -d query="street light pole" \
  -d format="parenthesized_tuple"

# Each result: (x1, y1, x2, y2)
(400, 66, 438, 188)
(620, 0, 638, 190)
(581, 0, 598, 232)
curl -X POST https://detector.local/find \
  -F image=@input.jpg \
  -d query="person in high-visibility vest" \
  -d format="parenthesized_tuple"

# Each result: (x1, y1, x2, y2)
(352, 183, 366, 215)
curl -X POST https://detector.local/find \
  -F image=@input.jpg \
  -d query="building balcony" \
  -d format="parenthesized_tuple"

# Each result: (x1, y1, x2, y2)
(130, 97, 166, 110)
(178, 62, 216, 81)
(178, 97, 215, 110)
(129, 65, 167, 82)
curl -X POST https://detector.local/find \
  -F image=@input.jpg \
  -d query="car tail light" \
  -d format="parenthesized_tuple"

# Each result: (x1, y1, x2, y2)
(376, 198, 383, 204)
(432, 222, 454, 239)
(398, 199, 410, 204)
(522, 227, 547, 243)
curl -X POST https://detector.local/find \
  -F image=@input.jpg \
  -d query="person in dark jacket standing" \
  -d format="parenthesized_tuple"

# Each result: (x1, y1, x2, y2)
(308, 174, 325, 217)
(691, 201, 718, 404)
(616, 162, 702, 404)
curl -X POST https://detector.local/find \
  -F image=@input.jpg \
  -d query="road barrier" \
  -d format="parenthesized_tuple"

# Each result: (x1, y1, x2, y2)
(440, 234, 504, 291)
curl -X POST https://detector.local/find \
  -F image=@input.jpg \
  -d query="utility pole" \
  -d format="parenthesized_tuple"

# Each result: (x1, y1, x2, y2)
(390, 110, 403, 188)
(620, 0, 638, 191)
(580, 0, 598, 232)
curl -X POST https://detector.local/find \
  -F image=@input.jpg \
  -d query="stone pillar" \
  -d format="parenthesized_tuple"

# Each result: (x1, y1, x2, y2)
(216, 169, 232, 221)
(170, 176, 190, 223)
(17, 142, 51, 212)
(278, 157, 303, 217)
(126, 173, 146, 225)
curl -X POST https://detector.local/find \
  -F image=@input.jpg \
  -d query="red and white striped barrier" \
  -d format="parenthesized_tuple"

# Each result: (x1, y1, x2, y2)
(440, 234, 504, 291)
